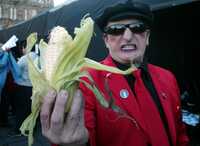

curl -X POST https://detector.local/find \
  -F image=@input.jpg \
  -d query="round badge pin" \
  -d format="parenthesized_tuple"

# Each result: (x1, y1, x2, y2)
(120, 89, 129, 99)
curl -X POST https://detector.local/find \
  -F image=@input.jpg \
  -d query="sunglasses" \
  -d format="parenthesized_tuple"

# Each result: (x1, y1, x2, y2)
(104, 22, 149, 35)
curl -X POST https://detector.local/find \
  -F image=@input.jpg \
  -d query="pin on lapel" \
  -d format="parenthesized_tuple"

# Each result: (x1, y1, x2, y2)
(120, 89, 129, 99)
(161, 92, 167, 99)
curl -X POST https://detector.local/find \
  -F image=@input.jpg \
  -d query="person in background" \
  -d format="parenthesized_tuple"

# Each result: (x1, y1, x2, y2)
(40, 0, 190, 146)
(0, 43, 10, 127)
(0, 44, 20, 128)
(16, 44, 38, 87)
(11, 44, 38, 135)
(0, 43, 4, 101)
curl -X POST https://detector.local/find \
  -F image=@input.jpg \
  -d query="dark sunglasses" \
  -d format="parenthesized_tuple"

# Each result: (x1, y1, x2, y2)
(104, 22, 149, 35)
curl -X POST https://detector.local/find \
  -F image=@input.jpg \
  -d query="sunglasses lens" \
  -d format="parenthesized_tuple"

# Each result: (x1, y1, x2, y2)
(129, 23, 147, 33)
(104, 25, 125, 35)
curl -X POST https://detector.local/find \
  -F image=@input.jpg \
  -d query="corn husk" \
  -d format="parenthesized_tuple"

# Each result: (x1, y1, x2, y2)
(20, 16, 137, 146)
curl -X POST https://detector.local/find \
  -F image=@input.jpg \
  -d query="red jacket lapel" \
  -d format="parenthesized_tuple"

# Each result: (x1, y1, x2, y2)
(101, 56, 148, 133)
(147, 64, 177, 145)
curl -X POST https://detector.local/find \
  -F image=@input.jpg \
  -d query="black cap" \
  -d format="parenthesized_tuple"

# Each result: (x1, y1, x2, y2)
(96, 0, 153, 31)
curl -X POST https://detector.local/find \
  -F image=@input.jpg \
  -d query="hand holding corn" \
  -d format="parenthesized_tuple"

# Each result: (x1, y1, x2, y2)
(40, 89, 88, 145)
(20, 16, 137, 146)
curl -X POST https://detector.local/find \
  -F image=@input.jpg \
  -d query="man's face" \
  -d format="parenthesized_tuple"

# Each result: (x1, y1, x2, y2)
(103, 19, 150, 64)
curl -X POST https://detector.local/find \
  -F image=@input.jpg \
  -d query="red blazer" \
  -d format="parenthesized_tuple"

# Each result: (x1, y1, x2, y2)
(52, 55, 189, 146)
(80, 56, 189, 146)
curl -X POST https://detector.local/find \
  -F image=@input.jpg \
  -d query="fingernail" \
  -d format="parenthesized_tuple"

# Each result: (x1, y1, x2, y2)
(60, 90, 68, 97)
(48, 89, 56, 97)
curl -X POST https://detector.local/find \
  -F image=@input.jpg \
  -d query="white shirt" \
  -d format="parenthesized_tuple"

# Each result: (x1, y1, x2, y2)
(16, 52, 38, 87)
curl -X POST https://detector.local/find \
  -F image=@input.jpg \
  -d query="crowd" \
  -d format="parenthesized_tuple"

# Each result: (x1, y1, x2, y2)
(0, 41, 38, 136)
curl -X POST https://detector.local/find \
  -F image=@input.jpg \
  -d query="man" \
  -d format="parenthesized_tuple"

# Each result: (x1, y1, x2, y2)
(10, 45, 38, 135)
(40, 0, 190, 146)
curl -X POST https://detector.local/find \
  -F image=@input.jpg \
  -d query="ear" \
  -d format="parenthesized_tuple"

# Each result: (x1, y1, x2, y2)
(145, 30, 151, 46)
(103, 33, 110, 48)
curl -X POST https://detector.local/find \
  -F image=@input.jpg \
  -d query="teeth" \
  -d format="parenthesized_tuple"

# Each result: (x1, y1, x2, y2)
(123, 46, 133, 50)
(121, 44, 136, 50)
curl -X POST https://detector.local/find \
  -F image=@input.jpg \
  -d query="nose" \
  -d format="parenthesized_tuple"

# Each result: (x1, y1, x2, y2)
(122, 28, 133, 41)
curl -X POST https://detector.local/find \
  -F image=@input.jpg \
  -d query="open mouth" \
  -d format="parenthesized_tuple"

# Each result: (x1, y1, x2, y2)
(121, 44, 137, 52)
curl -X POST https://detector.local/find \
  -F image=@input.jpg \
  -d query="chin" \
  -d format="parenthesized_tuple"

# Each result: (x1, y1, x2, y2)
(133, 58, 143, 64)
(129, 57, 143, 64)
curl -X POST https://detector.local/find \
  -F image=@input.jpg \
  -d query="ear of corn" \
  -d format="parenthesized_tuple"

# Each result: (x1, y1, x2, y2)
(44, 26, 72, 84)
(20, 15, 137, 146)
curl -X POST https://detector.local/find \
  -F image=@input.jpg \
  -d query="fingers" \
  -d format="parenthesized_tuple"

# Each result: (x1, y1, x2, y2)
(40, 89, 88, 145)
(63, 89, 88, 143)
(40, 89, 69, 143)
(65, 89, 84, 131)
(40, 90, 57, 133)
(68, 89, 84, 120)
(50, 90, 68, 132)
